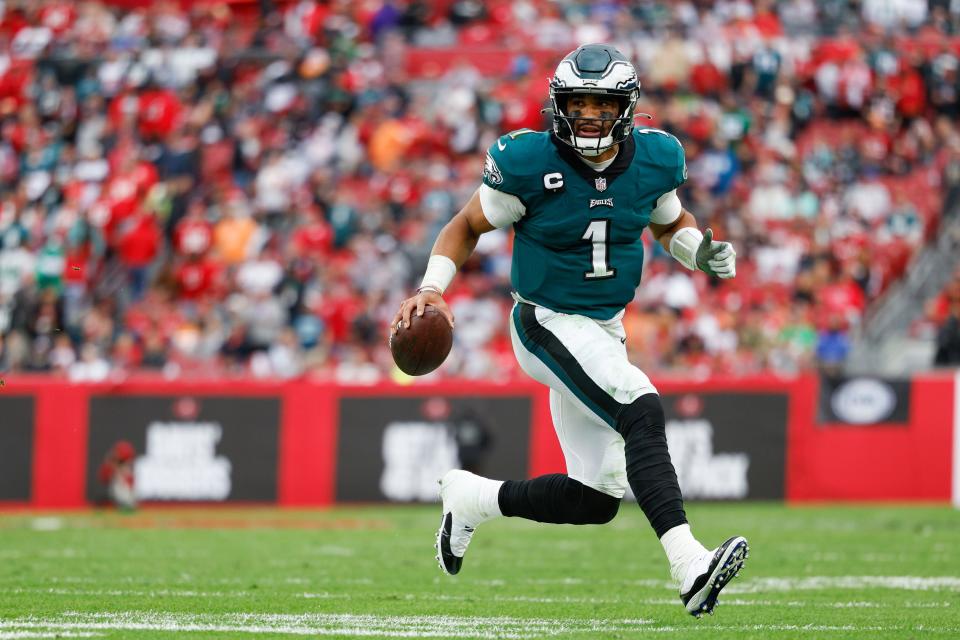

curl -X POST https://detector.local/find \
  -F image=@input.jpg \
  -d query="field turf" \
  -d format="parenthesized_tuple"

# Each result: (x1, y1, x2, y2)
(0, 503, 958, 639)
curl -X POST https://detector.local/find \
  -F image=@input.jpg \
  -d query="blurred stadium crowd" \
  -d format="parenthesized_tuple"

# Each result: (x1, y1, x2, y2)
(1, 0, 960, 382)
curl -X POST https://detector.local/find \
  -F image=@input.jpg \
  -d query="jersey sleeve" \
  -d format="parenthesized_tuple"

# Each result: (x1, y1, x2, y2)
(648, 189, 682, 225)
(478, 184, 526, 228)
(668, 135, 688, 191)
(480, 132, 537, 226)
(481, 133, 531, 198)
(481, 149, 507, 191)
(637, 128, 688, 194)
(648, 138, 686, 223)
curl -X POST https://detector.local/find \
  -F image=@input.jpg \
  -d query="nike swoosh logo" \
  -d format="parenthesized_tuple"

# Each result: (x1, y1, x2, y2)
(497, 139, 506, 151)
(620, 337, 626, 344)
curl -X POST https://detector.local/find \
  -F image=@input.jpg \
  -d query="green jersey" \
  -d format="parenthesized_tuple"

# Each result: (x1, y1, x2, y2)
(481, 128, 687, 320)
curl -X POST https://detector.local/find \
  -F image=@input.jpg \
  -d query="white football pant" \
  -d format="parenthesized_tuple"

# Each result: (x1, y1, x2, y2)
(509, 301, 658, 498)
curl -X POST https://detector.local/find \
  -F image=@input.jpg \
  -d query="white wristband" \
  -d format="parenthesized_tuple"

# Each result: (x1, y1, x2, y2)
(668, 227, 703, 271)
(419, 255, 457, 294)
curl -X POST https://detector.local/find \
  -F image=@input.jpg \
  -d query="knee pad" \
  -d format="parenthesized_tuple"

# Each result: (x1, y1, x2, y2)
(576, 485, 621, 524)
(500, 473, 621, 525)
(615, 393, 665, 439)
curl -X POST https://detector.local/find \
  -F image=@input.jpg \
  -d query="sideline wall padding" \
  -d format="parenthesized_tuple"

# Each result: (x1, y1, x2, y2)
(2, 374, 955, 508)
(786, 373, 954, 502)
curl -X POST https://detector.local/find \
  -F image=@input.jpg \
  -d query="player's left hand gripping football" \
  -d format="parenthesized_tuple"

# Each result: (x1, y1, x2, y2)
(391, 290, 455, 335)
(695, 228, 736, 279)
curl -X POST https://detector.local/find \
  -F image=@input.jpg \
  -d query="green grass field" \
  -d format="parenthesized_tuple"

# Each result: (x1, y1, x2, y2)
(1, 503, 958, 639)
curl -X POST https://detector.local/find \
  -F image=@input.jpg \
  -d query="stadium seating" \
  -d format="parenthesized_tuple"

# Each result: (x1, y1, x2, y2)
(0, 0, 958, 381)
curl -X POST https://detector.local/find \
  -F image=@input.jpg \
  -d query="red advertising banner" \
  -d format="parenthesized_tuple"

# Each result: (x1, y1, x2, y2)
(786, 373, 954, 502)
(1, 374, 955, 508)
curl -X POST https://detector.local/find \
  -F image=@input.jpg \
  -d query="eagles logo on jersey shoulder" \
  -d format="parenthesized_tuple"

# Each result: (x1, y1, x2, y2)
(483, 152, 503, 186)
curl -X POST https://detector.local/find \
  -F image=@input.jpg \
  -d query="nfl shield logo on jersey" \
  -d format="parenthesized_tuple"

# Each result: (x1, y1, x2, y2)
(594, 177, 607, 192)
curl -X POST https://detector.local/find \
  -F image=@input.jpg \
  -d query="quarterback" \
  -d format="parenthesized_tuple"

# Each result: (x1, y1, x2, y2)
(392, 44, 746, 617)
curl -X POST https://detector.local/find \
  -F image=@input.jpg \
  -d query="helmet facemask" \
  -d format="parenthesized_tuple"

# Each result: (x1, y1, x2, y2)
(548, 44, 641, 157)
(550, 88, 638, 157)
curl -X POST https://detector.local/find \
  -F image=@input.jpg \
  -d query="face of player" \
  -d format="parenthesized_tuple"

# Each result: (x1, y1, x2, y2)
(565, 93, 620, 138)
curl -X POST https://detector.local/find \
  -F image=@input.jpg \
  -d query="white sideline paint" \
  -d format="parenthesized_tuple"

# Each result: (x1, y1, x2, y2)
(0, 633, 101, 639)
(954, 370, 960, 508)
(521, 575, 960, 593)
(728, 576, 960, 593)
(422, 594, 885, 608)
(629, 598, 881, 608)
(299, 592, 356, 600)
(308, 545, 355, 557)
(29, 517, 63, 531)
(6, 576, 959, 603)
(0, 587, 351, 601)
(0, 613, 656, 639)
(5, 614, 960, 637)
(6, 587, 944, 610)
(0, 588, 255, 599)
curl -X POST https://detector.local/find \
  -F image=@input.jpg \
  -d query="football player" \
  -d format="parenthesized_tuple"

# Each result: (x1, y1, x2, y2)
(391, 44, 746, 617)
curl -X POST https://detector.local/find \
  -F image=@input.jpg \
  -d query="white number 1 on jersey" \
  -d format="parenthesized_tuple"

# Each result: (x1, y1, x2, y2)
(582, 219, 615, 280)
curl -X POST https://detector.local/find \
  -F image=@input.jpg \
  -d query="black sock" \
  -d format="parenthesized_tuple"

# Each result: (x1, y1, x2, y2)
(617, 394, 687, 537)
(498, 474, 620, 525)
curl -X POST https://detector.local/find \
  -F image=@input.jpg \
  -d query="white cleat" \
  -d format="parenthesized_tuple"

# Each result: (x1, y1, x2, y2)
(680, 535, 749, 617)
(434, 469, 490, 576)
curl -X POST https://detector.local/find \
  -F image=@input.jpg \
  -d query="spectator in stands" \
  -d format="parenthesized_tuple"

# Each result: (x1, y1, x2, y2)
(48, 333, 76, 374)
(140, 328, 168, 370)
(117, 208, 161, 301)
(69, 342, 110, 382)
(816, 314, 852, 377)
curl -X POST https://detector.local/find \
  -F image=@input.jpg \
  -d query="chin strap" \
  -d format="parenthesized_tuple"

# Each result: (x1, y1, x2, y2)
(573, 135, 615, 156)
(545, 105, 654, 155)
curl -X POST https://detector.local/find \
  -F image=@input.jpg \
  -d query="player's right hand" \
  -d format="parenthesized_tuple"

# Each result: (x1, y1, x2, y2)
(391, 290, 455, 335)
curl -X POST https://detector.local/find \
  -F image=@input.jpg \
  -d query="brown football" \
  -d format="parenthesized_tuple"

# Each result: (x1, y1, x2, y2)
(389, 306, 453, 376)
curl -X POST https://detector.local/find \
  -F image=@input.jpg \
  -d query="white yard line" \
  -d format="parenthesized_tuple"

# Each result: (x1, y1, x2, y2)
(3, 613, 958, 638)
(1, 587, 926, 610)
(728, 576, 960, 593)
(419, 594, 882, 608)
(519, 575, 960, 592)
(1, 587, 938, 608)
(669, 625, 891, 633)
(1, 588, 253, 599)
(0, 613, 656, 639)
(6, 575, 959, 606)
(29, 517, 63, 531)
(0, 633, 101, 639)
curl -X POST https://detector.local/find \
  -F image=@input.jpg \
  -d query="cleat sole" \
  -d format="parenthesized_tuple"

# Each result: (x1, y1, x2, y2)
(435, 512, 462, 576)
(684, 536, 749, 618)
